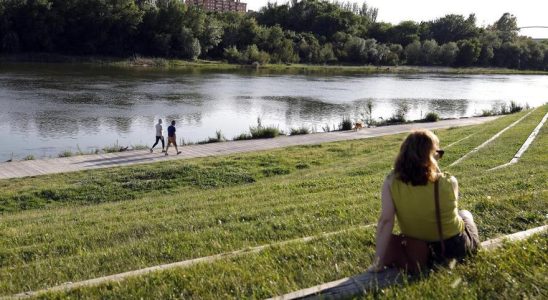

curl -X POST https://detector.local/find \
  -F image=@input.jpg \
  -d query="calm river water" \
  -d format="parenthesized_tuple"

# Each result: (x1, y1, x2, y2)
(1, 64, 547, 161)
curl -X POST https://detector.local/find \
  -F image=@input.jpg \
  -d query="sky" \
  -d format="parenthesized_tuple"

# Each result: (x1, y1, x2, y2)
(246, 0, 548, 39)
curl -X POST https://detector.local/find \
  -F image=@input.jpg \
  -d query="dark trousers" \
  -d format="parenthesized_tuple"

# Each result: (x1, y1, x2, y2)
(430, 210, 480, 263)
(152, 136, 165, 149)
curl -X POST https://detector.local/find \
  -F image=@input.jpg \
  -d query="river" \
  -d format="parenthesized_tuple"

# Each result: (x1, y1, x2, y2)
(1, 64, 547, 161)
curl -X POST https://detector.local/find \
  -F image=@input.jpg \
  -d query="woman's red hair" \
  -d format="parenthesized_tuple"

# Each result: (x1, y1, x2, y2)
(394, 130, 439, 186)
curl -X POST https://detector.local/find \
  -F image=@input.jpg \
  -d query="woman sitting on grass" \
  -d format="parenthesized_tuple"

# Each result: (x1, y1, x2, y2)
(369, 129, 480, 273)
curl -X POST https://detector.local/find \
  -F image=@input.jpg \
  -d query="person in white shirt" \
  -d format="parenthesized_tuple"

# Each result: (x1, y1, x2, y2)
(150, 119, 165, 153)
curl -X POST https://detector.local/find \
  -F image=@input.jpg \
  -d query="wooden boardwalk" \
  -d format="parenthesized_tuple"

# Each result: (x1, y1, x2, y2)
(0, 116, 497, 180)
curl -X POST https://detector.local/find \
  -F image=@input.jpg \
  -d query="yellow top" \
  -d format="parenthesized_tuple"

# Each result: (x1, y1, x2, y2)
(390, 172, 464, 242)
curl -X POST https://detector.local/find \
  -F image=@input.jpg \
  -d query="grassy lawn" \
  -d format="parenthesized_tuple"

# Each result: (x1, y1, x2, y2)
(0, 106, 546, 298)
(3, 55, 548, 75)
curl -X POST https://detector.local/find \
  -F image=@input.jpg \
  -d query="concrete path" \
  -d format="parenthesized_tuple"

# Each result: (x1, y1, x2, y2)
(0, 116, 498, 180)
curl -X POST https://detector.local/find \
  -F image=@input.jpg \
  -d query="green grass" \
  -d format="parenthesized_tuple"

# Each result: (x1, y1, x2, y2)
(39, 233, 548, 300)
(4, 54, 548, 75)
(0, 106, 546, 298)
(366, 233, 547, 299)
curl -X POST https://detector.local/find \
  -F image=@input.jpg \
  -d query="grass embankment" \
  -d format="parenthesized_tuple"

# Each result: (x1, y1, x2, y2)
(0, 106, 546, 298)
(2, 53, 548, 75)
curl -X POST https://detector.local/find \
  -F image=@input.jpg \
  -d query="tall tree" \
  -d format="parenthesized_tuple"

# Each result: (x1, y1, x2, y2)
(429, 14, 478, 44)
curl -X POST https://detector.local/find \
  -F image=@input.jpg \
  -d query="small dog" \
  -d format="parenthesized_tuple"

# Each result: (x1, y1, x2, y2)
(353, 121, 364, 131)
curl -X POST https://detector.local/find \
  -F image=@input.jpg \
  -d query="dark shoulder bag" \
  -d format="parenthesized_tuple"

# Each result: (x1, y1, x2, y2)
(383, 180, 445, 274)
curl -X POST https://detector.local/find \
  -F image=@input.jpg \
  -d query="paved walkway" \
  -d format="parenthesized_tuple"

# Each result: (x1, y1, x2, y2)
(0, 117, 498, 180)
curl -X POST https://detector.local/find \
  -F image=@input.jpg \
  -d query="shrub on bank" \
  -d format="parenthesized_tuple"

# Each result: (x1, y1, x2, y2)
(509, 101, 523, 113)
(424, 112, 440, 122)
(250, 126, 280, 139)
(233, 133, 253, 141)
(290, 126, 310, 135)
(481, 101, 524, 116)
(338, 117, 353, 131)
(199, 130, 227, 144)
(58, 150, 73, 158)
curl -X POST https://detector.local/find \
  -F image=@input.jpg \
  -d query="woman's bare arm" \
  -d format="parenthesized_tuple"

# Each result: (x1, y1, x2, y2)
(450, 176, 459, 200)
(369, 175, 396, 272)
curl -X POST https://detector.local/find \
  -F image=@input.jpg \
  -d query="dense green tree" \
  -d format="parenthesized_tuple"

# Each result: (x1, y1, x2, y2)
(389, 21, 420, 46)
(0, 0, 544, 70)
(492, 13, 518, 43)
(420, 39, 439, 65)
(223, 45, 241, 63)
(241, 44, 270, 64)
(367, 22, 392, 43)
(543, 48, 548, 70)
(384, 44, 403, 65)
(438, 42, 459, 66)
(256, 0, 375, 39)
(429, 14, 478, 44)
(404, 40, 422, 65)
(456, 39, 481, 66)
(318, 43, 337, 63)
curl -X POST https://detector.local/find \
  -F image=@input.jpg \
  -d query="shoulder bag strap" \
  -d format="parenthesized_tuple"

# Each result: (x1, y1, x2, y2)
(434, 179, 446, 257)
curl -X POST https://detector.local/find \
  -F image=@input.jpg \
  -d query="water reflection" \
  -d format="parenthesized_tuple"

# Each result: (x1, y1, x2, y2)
(428, 99, 469, 117)
(35, 112, 78, 138)
(0, 64, 547, 161)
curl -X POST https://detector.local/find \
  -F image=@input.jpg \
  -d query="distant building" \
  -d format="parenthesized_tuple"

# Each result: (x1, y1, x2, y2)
(185, 0, 247, 13)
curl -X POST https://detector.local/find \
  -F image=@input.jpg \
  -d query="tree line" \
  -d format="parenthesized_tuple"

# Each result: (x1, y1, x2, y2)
(1, 0, 547, 70)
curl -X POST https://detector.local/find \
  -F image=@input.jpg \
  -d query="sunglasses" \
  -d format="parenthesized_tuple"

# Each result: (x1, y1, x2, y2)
(436, 149, 445, 159)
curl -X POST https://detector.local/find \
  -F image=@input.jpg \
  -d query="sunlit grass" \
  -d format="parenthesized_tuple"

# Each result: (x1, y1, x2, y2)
(0, 105, 546, 298)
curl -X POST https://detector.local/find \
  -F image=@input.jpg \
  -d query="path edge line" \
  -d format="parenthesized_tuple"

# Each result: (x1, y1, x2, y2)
(488, 112, 548, 171)
(7, 225, 375, 299)
(448, 109, 536, 167)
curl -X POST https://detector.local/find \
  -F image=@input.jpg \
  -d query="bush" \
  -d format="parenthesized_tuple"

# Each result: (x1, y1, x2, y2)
(509, 101, 523, 113)
(322, 124, 334, 132)
(500, 103, 509, 115)
(424, 112, 440, 122)
(23, 155, 35, 161)
(338, 117, 353, 131)
(250, 126, 280, 139)
(242, 44, 270, 65)
(235, 118, 281, 140)
(386, 103, 409, 124)
(480, 109, 495, 117)
(290, 126, 310, 135)
(233, 133, 252, 141)
(223, 46, 242, 63)
(200, 130, 227, 144)
(58, 150, 73, 158)
(103, 141, 127, 153)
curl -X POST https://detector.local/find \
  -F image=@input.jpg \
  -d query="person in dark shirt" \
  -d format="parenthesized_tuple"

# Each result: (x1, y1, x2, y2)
(165, 120, 181, 155)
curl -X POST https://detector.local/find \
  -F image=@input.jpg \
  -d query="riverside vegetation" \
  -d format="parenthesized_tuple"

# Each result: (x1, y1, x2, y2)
(1, 0, 548, 71)
(0, 105, 546, 298)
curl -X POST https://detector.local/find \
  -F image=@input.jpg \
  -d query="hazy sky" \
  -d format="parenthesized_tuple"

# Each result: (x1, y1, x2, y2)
(247, 0, 548, 38)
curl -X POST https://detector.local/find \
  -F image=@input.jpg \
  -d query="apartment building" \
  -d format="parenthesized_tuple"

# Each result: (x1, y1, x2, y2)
(185, 0, 247, 13)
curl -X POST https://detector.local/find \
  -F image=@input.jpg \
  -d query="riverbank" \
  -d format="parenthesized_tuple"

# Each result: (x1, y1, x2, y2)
(0, 109, 546, 298)
(0, 115, 499, 179)
(2, 53, 548, 75)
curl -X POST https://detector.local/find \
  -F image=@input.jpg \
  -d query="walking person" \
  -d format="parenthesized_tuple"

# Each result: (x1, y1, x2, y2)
(150, 119, 165, 153)
(165, 120, 182, 156)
